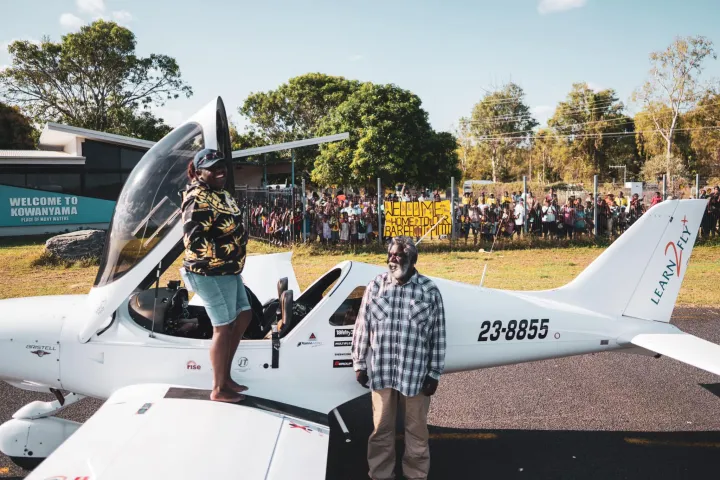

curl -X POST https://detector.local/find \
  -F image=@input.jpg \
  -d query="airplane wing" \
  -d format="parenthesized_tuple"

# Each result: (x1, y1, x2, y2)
(631, 333, 720, 376)
(27, 384, 330, 480)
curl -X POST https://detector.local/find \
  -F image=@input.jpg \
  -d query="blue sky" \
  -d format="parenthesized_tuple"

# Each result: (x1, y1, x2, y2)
(2, 0, 719, 134)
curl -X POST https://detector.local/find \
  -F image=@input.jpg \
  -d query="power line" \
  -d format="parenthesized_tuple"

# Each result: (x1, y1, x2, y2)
(464, 98, 720, 127)
(464, 99, 623, 124)
(472, 125, 720, 142)
(471, 116, 635, 140)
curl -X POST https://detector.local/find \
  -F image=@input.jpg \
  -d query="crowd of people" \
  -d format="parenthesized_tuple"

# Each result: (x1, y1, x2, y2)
(240, 190, 382, 246)
(236, 184, 720, 248)
(454, 188, 649, 246)
(700, 186, 720, 238)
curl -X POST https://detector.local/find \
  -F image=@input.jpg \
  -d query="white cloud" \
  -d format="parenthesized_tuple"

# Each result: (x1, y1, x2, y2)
(586, 81, 605, 92)
(531, 105, 554, 125)
(349, 54, 364, 62)
(59, 13, 85, 30)
(0, 64, 9, 72)
(112, 10, 133, 24)
(538, 0, 586, 14)
(76, 0, 105, 15)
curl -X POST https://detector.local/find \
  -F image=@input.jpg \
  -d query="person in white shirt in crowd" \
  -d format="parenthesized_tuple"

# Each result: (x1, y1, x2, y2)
(541, 198, 557, 238)
(513, 199, 525, 237)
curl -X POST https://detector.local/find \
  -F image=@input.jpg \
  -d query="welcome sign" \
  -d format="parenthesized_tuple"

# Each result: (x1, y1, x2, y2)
(0, 185, 116, 227)
(383, 200, 452, 237)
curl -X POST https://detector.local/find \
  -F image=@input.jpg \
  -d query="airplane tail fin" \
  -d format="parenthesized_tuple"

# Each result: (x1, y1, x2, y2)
(558, 199, 707, 322)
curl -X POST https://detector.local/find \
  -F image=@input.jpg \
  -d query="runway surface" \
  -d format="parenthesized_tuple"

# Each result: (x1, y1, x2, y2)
(1, 307, 719, 479)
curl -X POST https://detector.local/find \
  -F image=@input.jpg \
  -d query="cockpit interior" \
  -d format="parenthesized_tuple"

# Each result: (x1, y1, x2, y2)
(127, 266, 343, 340)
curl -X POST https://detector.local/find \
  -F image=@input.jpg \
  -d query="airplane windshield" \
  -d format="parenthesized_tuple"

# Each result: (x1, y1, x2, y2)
(94, 122, 204, 286)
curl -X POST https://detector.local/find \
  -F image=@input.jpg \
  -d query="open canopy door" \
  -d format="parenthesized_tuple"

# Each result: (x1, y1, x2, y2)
(79, 97, 233, 342)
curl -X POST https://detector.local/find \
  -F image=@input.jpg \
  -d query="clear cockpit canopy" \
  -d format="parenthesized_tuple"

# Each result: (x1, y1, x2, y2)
(94, 122, 204, 286)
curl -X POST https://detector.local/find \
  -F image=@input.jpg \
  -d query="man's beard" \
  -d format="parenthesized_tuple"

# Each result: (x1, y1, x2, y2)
(388, 261, 411, 282)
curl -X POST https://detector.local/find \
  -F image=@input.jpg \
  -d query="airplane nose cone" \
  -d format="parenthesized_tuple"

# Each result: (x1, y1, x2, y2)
(0, 295, 81, 389)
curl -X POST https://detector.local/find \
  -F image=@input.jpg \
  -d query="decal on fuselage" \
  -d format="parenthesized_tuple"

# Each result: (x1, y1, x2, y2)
(477, 319, 550, 342)
(335, 328, 353, 338)
(651, 216, 691, 305)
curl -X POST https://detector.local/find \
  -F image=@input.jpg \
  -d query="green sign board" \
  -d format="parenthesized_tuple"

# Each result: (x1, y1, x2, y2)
(0, 185, 116, 227)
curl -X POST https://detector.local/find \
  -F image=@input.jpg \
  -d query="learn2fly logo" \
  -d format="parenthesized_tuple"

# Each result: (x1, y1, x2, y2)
(651, 215, 692, 306)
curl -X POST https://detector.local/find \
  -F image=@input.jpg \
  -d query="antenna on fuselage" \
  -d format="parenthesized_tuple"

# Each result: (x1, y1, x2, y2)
(479, 217, 501, 287)
(150, 260, 162, 338)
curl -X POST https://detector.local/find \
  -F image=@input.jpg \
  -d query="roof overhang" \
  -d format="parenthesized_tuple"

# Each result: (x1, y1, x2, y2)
(39, 122, 156, 151)
(232, 132, 349, 159)
(0, 150, 85, 165)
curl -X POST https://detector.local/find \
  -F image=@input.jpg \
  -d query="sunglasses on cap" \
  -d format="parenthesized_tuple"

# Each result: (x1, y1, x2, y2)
(194, 149, 225, 170)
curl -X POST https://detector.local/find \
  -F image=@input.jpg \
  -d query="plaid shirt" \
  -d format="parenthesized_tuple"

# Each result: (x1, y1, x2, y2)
(352, 270, 446, 397)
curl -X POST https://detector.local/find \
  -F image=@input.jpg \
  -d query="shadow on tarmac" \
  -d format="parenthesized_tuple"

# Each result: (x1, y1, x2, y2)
(328, 396, 720, 480)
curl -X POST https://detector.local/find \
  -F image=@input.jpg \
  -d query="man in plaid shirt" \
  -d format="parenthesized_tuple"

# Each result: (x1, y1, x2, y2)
(352, 236, 446, 480)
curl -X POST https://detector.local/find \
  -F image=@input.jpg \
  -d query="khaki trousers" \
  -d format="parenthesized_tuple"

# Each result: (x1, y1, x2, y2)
(367, 388, 431, 480)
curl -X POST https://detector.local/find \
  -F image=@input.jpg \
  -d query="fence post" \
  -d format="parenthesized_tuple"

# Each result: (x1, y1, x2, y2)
(301, 177, 307, 243)
(593, 175, 598, 238)
(377, 178, 382, 246)
(450, 177, 455, 246)
(662, 174, 667, 200)
(696, 174, 700, 198)
(522, 175, 527, 234)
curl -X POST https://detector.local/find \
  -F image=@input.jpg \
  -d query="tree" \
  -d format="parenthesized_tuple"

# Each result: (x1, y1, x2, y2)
(469, 83, 538, 182)
(312, 83, 458, 188)
(0, 102, 36, 149)
(238, 73, 361, 173)
(548, 83, 636, 181)
(115, 110, 172, 142)
(531, 128, 560, 183)
(633, 36, 716, 180)
(641, 154, 688, 182)
(687, 89, 720, 178)
(0, 20, 191, 138)
(454, 118, 473, 180)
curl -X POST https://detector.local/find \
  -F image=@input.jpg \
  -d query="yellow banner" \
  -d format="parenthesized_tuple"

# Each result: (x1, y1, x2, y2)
(383, 201, 452, 237)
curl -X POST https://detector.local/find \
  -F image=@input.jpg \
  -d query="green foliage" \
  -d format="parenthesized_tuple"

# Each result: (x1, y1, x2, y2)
(548, 83, 636, 181)
(634, 35, 717, 179)
(0, 20, 191, 139)
(688, 90, 720, 178)
(116, 110, 172, 142)
(312, 82, 458, 188)
(641, 154, 689, 182)
(469, 83, 538, 182)
(238, 73, 360, 171)
(0, 101, 36, 149)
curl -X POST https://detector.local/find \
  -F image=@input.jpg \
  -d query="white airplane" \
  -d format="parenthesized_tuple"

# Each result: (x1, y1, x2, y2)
(1, 97, 719, 480)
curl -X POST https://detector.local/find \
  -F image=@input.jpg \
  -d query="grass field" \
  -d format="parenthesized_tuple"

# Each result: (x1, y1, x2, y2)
(1, 236, 718, 306)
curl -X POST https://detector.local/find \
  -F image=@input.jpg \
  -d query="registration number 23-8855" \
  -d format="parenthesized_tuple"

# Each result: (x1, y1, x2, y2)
(478, 319, 549, 342)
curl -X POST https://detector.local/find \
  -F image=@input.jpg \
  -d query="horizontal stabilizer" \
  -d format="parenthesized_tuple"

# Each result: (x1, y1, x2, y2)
(631, 333, 720, 377)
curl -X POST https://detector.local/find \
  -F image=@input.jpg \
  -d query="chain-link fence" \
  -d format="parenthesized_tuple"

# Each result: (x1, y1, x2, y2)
(235, 186, 301, 245)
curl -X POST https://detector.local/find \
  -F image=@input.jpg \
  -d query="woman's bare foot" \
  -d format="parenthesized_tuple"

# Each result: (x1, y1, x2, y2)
(225, 378, 249, 393)
(210, 387, 245, 403)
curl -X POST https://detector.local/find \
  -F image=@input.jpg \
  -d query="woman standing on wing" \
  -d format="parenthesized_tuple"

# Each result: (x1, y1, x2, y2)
(182, 148, 251, 403)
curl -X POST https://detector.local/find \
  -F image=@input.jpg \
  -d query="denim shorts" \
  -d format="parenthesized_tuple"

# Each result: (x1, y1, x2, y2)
(184, 272, 251, 327)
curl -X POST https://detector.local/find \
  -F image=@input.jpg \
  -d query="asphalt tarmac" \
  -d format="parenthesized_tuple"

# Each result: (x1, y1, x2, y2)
(2, 307, 719, 480)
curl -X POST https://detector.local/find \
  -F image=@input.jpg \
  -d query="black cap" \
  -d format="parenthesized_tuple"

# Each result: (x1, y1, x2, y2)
(193, 148, 224, 170)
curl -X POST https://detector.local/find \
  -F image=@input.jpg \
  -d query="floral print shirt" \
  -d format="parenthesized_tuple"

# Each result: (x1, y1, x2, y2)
(181, 179, 247, 276)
